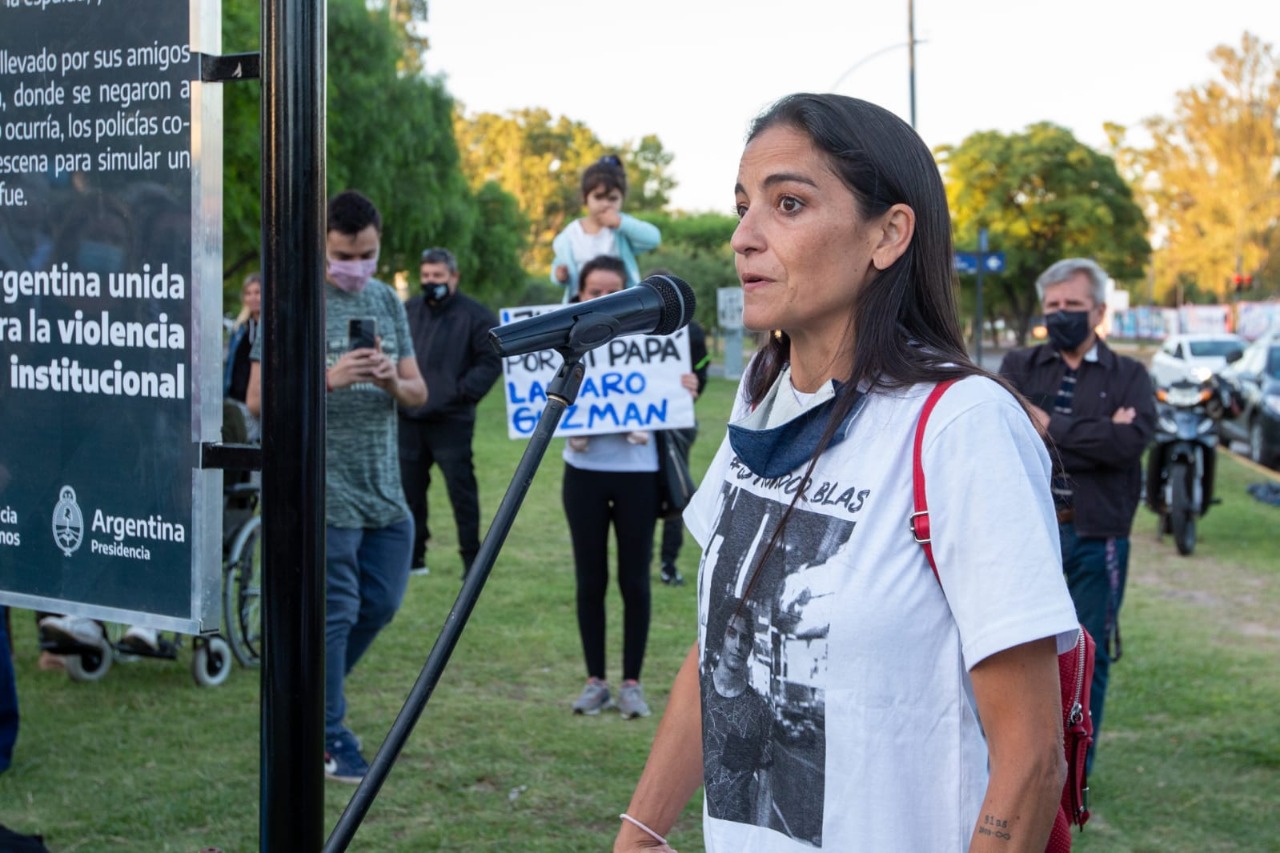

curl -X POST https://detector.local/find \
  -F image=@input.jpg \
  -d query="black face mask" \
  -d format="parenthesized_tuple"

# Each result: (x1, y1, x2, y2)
(1045, 310, 1093, 352)
(422, 282, 450, 304)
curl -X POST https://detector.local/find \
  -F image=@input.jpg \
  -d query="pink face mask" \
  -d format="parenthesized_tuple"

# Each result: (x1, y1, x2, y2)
(328, 256, 378, 293)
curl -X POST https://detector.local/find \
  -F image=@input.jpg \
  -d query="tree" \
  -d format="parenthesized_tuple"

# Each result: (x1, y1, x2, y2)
(456, 181, 530, 306)
(220, 0, 526, 310)
(937, 124, 1150, 344)
(452, 107, 677, 271)
(219, 0, 262, 288)
(639, 211, 739, 334)
(1114, 32, 1280, 304)
(624, 134, 676, 214)
(452, 107, 592, 272)
(367, 0, 430, 74)
(321, 0, 478, 277)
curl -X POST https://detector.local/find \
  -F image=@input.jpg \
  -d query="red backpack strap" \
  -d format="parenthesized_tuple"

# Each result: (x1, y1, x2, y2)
(911, 379, 959, 583)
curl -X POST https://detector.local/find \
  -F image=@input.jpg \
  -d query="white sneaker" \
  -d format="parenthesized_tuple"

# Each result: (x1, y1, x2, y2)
(39, 615, 105, 646)
(409, 565, 430, 577)
(119, 625, 160, 653)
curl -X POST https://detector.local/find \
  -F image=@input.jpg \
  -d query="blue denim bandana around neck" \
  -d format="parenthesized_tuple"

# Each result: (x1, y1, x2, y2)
(727, 378, 866, 478)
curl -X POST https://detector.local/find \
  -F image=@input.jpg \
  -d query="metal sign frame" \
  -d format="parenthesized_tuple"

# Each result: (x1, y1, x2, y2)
(0, 0, 224, 634)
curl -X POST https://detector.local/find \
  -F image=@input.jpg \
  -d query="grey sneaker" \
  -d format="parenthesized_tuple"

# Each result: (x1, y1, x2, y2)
(617, 681, 651, 719)
(571, 678, 613, 715)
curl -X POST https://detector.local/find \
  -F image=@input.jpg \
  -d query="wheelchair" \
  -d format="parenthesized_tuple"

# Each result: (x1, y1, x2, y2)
(219, 412, 262, 672)
(41, 400, 262, 686)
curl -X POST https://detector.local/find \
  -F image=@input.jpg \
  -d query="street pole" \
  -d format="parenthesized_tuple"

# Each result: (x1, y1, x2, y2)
(908, 0, 917, 128)
(260, 0, 326, 848)
(975, 227, 987, 365)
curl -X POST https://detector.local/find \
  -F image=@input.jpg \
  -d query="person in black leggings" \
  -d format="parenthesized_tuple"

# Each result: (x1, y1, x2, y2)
(563, 256, 660, 719)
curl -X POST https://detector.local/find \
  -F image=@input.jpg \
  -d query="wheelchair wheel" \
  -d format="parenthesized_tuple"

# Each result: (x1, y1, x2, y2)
(192, 636, 232, 687)
(64, 635, 114, 682)
(223, 516, 262, 667)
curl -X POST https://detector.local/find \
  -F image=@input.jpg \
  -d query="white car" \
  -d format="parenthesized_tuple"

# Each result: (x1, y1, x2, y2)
(1150, 333, 1247, 388)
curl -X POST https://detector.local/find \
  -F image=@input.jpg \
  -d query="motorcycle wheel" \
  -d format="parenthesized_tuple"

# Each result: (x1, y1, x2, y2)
(1170, 461, 1196, 556)
(1250, 421, 1269, 467)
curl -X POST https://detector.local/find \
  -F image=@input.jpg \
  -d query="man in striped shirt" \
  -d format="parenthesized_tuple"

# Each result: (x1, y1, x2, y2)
(999, 257, 1155, 774)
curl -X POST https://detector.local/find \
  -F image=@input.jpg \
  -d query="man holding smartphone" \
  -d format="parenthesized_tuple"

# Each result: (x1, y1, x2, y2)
(246, 190, 427, 784)
(398, 247, 502, 580)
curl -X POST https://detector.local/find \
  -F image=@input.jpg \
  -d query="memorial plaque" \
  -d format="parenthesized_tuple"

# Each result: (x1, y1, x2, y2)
(0, 0, 223, 632)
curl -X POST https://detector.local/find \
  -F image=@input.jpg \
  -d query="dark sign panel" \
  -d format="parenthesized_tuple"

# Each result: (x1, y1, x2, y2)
(0, 0, 222, 631)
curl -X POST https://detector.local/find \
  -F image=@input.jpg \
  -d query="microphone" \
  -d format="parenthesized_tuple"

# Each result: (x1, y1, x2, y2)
(489, 274, 696, 357)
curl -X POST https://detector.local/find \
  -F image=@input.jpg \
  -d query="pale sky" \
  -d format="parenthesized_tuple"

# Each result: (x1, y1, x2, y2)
(424, 0, 1276, 213)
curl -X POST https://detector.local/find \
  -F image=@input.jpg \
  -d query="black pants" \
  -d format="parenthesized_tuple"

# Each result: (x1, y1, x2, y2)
(562, 464, 658, 683)
(398, 417, 481, 571)
(659, 425, 699, 565)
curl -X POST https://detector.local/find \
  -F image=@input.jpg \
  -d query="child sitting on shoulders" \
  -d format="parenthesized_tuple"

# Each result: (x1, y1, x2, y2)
(550, 155, 660, 302)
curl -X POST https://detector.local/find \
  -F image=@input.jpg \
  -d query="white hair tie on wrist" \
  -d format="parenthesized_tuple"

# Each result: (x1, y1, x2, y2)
(619, 813, 676, 851)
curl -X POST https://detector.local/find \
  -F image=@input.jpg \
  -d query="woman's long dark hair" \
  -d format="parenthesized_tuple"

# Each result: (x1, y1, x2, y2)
(732, 94, 1003, 610)
(744, 93, 981, 407)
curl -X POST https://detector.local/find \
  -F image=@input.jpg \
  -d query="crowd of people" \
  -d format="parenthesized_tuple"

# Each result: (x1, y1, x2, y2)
(236, 160, 680, 782)
(4, 94, 1159, 853)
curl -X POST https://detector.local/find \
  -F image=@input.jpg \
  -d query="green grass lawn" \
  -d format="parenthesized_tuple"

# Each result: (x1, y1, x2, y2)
(1, 376, 1277, 851)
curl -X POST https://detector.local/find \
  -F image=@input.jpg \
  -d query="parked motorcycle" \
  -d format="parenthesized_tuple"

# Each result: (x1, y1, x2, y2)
(1145, 375, 1227, 555)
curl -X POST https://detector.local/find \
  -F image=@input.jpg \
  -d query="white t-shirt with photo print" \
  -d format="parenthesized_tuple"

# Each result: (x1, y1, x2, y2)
(686, 369, 1079, 852)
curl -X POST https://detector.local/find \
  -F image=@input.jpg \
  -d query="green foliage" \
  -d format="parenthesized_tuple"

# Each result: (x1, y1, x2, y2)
(938, 124, 1150, 344)
(638, 210, 740, 333)
(219, 0, 262, 287)
(456, 181, 531, 306)
(643, 211, 738, 257)
(324, 0, 474, 277)
(365, 0, 431, 73)
(220, 0, 526, 312)
(452, 107, 594, 271)
(624, 134, 676, 214)
(1115, 32, 1280, 303)
(452, 107, 677, 272)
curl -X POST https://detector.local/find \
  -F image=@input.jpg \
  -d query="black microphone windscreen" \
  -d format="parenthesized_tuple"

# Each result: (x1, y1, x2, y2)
(642, 275, 696, 335)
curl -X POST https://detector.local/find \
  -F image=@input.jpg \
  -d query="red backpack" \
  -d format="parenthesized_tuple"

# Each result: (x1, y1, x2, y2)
(910, 380, 1093, 851)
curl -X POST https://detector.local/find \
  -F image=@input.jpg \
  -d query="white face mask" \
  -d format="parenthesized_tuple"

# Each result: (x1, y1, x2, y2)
(328, 256, 378, 293)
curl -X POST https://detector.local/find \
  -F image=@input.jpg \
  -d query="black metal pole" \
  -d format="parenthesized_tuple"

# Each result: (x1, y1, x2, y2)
(260, 0, 326, 849)
(323, 355, 589, 852)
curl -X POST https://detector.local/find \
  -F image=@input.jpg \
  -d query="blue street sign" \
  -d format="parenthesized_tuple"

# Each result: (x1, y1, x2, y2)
(955, 251, 1006, 274)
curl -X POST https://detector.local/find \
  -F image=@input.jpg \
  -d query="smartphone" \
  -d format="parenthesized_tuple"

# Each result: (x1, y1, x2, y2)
(348, 317, 377, 351)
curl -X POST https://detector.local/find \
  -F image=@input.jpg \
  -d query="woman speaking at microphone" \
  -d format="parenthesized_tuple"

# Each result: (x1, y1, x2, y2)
(613, 94, 1078, 853)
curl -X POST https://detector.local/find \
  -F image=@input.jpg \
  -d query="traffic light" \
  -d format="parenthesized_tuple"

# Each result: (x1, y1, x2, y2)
(1233, 273, 1244, 291)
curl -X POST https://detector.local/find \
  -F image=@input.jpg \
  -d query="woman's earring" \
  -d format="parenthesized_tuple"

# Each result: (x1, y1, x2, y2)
(772, 329, 785, 342)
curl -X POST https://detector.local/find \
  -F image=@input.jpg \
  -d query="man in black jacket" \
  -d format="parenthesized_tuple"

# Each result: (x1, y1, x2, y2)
(999, 257, 1155, 772)
(399, 248, 502, 578)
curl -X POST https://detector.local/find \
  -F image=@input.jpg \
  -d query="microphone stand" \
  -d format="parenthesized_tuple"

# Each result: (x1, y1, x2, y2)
(325, 336, 594, 852)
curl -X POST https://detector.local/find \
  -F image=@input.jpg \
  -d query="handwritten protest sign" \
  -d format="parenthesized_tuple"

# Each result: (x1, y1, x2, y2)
(499, 304, 696, 439)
